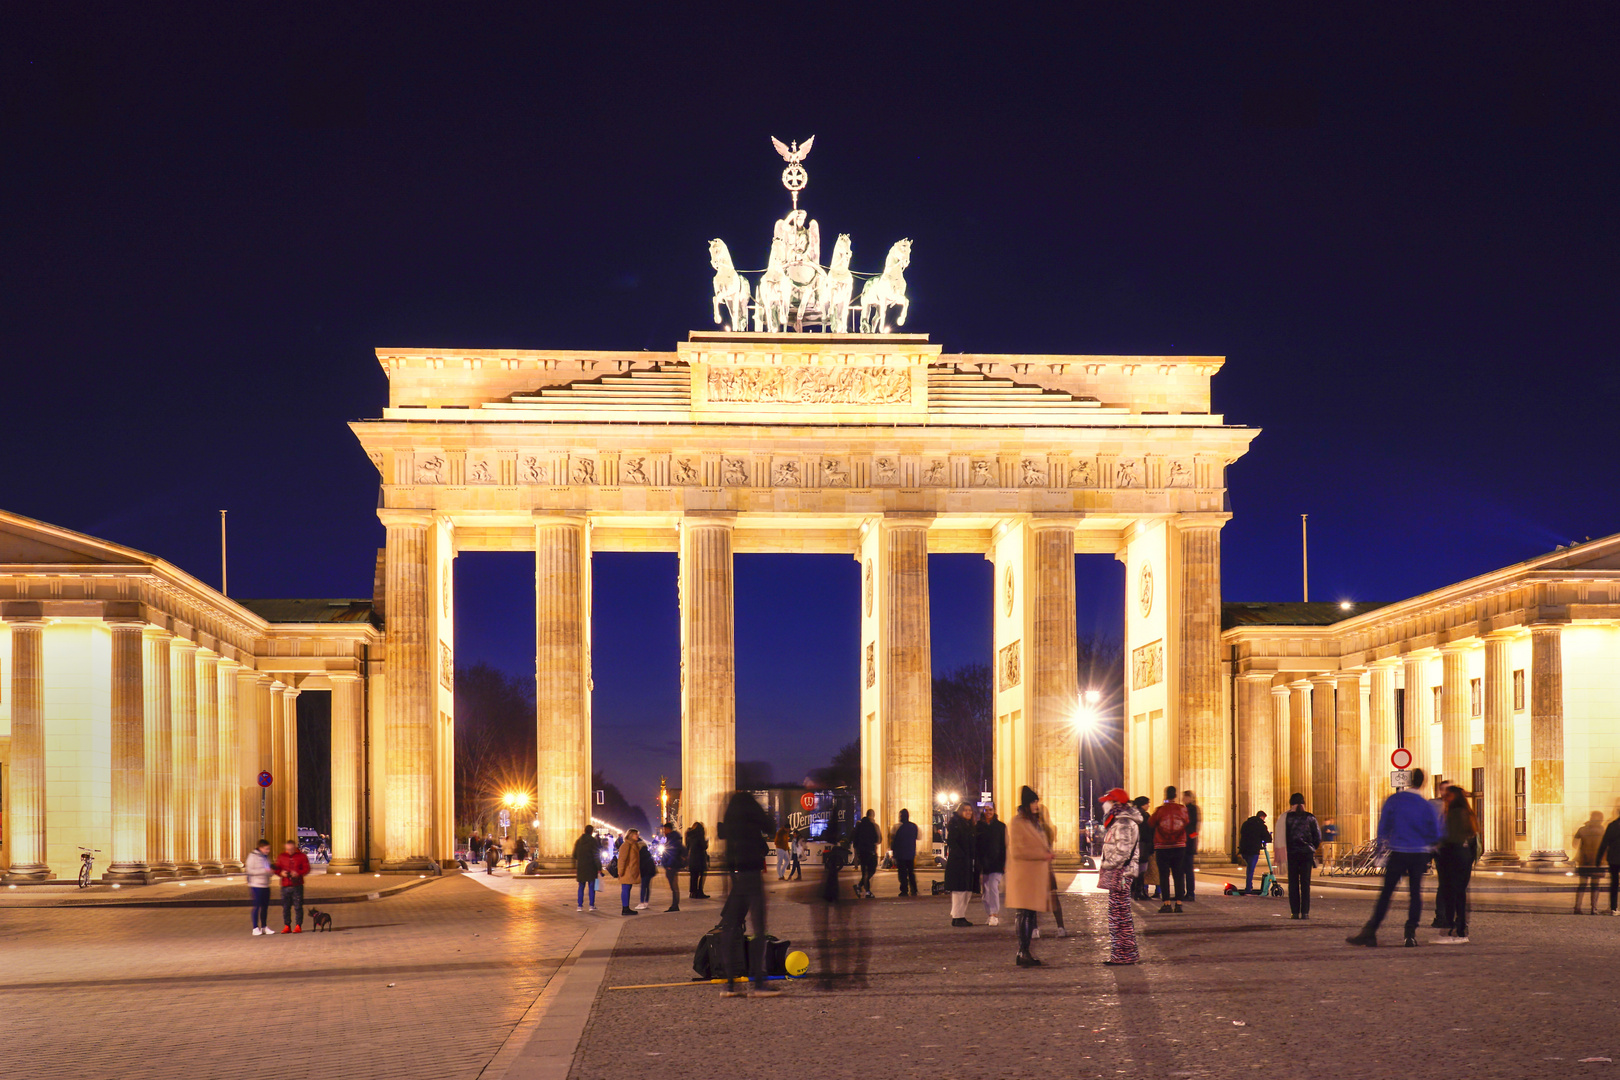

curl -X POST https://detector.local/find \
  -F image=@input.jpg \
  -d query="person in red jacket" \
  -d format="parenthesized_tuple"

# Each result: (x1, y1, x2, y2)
(1146, 786, 1190, 913)
(275, 840, 311, 933)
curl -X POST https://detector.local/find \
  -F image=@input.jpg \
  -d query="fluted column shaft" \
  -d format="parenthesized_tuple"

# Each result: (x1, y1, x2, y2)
(106, 620, 148, 880)
(1335, 673, 1366, 849)
(330, 673, 364, 871)
(1288, 682, 1310, 806)
(236, 670, 264, 850)
(536, 519, 593, 859)
(170, 641, 200, 874)
(3, 616, 50, 880)
(1236, 674, 1274, 824)
(1439, 644, 1472, 792)
(217, 660, 242, 870)
(1309, 676, 1336, 824)
(1029, 523, 1077, 856)
(196, 654, 221, 873)
(144, 630, 174, 875)
(283, 687, 301, 850)
(382, 512, 434, 868)
(1368, 663, 1398, 829)
(1481, 634, 1519, 864)
(680, 516, 735, 850)
(268, 682, 287, 843)
(1402, 655, 1432, 781)
(1177, 522, 1226, 860)
(254, 676, 274, 843)
(1270, 684, 1291, 822)
(1527, 625, 1567, 864)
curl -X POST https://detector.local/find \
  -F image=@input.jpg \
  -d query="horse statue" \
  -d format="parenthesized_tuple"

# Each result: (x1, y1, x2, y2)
(819, 233, 854, 333)
(858, 238, 911, 333)
(708, 239, 751, 332)
(754, 237, 792, 333)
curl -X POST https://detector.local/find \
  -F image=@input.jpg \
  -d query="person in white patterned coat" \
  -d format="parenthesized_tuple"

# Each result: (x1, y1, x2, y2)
(1098, 788, 1144, 965)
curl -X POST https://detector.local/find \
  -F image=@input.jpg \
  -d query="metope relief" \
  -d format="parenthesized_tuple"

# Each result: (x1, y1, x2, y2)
(1116, 459, 1142, 488)
(1131, 639, 1164, 690)
(1167, 460, 1191, 487)
(873, 457, 898, 485)
(1068, 460, 1093, 487)
(971, 460, 995, 487)
(922, 459, 947, 486)
(673, 458, 698, 485)
(439, 641, 454, 691)
(822, 458, 849, 487)
(415, 455, 445, 484)
(570, 457, 597, 485)
(865, 642, 876, 688)
(772, 460, 801, 487)
(1020, 459, 1046, 487)
(468, 456, 495, 484)
(622, 457, 648, 485)
(707, 365, 911, 405)
(998, 639, 1022, 691)
(522, 456, 548, 484)
(722, 457, 749, 486)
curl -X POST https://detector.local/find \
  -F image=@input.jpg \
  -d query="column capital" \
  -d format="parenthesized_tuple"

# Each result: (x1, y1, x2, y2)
(104, 617, 148, 632)
(171, 638, 200, 655)
(1025, 514, 1081, 532)
(1334, 670, 1363, 686)
(1482, 628, 1519, 643)
(1438, 639, 1475, 655)
(877, 512, 935, 529)
(1237, 670, 1278, 684)
(1307, 673, 1337, 688)
(216, 656, 242, 674)
(1172, 512, 1231, 532)
(533, 510, 591, 527)
(328, 670, 363, 684)
(1367, 655, 1403, 670)
(1527, 619, 1569, 632)
(680, 511, 737, 528)
(1, 600, 46, 626)
(377, 507, 434, 529)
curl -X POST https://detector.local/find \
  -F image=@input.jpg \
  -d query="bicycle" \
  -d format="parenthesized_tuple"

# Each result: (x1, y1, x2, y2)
(78, 847, 101, 888)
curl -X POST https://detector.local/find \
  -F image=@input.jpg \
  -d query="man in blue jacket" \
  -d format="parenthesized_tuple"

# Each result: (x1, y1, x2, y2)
(1348, 768, 1442, 948)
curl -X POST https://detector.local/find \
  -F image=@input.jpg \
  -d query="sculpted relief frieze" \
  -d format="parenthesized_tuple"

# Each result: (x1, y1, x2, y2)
(1132, 639, 1164, 690)
(707, 364, 911, 405)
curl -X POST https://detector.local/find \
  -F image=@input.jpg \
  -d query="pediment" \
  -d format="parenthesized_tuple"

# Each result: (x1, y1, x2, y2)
(1539, 535, 1620, 572)
(0, 510, 151, 567)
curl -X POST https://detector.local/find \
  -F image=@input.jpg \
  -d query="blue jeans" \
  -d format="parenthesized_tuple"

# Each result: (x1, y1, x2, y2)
(577, 879, 596, 907)
(1243, 853, 1259, 891)
(621, 883, 633, 909)
(249, 886, 270, 929)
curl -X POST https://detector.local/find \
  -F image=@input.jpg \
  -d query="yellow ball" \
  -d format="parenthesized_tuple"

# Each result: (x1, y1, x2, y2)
(784, 950, 810, 978)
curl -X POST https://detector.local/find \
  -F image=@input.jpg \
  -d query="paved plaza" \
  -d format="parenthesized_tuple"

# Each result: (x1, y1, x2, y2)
(5, 868, 1619, 1080)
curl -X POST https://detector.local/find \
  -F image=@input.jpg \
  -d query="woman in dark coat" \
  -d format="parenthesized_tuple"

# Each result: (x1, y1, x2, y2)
(684, 821, 710, 899)
(945, 803, 978, 926)
(572, 825, 602, 910)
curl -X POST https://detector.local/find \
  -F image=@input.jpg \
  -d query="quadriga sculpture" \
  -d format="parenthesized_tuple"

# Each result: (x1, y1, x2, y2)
(859, 238, 911, 333)
(708, 239, 752, 332)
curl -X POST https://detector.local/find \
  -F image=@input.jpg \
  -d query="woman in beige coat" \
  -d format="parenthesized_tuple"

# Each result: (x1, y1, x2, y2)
(1005, 785, 1053, 967)
(616, 830, 644, 916)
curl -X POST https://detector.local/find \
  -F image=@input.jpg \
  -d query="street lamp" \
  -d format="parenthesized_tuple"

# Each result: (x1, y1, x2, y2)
(1075, 689, 1104, 862)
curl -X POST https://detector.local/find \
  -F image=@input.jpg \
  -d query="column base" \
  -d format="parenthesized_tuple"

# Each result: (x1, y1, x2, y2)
(103, 864, 154, 884)
(3, 865, 55, 882)
(382, 857, 436, 872)
(199, 861, 225, 876)
(222, 860, 244, 873)
(146, 863, 179, 882)
(1479, 850, 1522, 868)
(173, 862, 202, 878)
(1525, 850, 1570, 868)
(327, 859, 363, 875)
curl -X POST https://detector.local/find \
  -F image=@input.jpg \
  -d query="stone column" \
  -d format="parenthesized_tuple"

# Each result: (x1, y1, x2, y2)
(283, 686, 301, 849)
(1029, 522, 1078, 856)
(1288, 681, 1310, 807)
(236, 669, 264, 852)
(681, 514, 735, 852)
(329, 672, 365, 872)
(1368, 662, 1398, 828)
(254, 675, 274, 844)
(196, 653, 222, 873)
(1527, 623, 1568, 865)
(106, 618, 149, 881)
(2, 608, 50, 880)
(1439, 642, 1472, 793)
(1335, 673, 1366, 849)
(170, 640, 200, 875)
(217, 659, 243, 871)
(1401, 653, 1433, 782)
(536, 516, 593, 860)
(268, 681, 287, 844)
(380, 508, 435, 869)
(1177, 519, 1226, 861)
(1309, 676, 1336, 824)
(1236, 673, 1274, 826)
(1480, 633, 1520, 865)
(144, 629, 174, 877)
(1270, 683, 1291, 822)
(881, 518, 934, 855)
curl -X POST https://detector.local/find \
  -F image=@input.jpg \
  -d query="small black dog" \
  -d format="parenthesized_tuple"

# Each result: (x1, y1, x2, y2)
(309, 908, 333, 932)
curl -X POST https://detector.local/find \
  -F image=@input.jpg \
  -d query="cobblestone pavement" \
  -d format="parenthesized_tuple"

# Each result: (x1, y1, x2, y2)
(569, 870, 1620, 1080)
(0, 873, 612, 1080)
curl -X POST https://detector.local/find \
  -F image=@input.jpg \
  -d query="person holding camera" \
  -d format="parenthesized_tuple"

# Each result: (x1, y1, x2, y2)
(1283, 793, 1322, 919)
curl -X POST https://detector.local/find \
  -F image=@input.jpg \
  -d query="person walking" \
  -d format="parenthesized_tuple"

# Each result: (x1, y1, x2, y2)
(1037, 802, 1071, 938)
(1573, 812, 1606, 914)
(717, 790, 780, 998)
(976, 804, 1008, 925)
(891, 808, 920, 897)
(660, 822, 686, 911)
(1097, 788, 1143, 965)
(502, 832, 517, 867)
(616, 828, 645, 916)
(484, 837, 499, 875)
(1433, 785, 1478, 943)
(1180, 789, 1201, 901)
(1132, 795, 1156, 901)
(574, 825, 603, 911)
(1428, 777, 1453, 929)
(1006, 786, 1053, 967)
(245, 839, 274, 936)
(852, 810, 881, 899)
(945, 802, 977, 926)
(514, 836, 530, 869)
(811, 813, 869, 991)
(685, 821, 710, 899)
(1348, 768, 1442, 948)
(1283, 793, 1322, 919)
(774, 827, 792, 880)
(637, 832, 656, 909)
(274, 839, 310, 934)
(1237, 811, 1271, 894)
(787, 835, 804, 881)
(1147, 786, 1190, 913)
(1598, 809, 1620, 916)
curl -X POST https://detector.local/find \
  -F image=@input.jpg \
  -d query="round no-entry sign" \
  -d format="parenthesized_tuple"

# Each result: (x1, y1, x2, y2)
(258, 771, 274, 787)
(799, 792, 816, 811)
(1390, 748, 1413, 770)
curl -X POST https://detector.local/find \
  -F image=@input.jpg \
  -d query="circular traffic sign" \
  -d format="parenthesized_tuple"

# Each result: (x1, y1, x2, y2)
(258, 771, 274, 787)
(799, 791, 816, 811)
(1390, 748, 1413, 770)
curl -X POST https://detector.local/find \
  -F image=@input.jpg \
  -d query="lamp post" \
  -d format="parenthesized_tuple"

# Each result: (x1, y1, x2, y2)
(1075, 689, 1103, 860)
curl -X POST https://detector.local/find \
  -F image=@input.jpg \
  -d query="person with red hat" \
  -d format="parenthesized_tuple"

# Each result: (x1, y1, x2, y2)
(1097, 788, 1144, 964)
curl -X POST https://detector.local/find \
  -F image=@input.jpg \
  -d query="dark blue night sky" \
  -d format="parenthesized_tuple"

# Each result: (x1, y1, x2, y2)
(5, 7, 1616, 808)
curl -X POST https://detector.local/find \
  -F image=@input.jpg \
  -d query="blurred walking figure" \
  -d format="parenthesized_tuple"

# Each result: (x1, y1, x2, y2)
(1097, 788, 1142, 965)
(1007, 785, 1053, 967)
(774, 827, 792, 880)
(1598, 809, 1620, 916)
(1038, 801, 1070, 938)
(1433, 785, 1478, 943)
(891, 809, 920, 897)
(660, 822, 685, 912)
(483, 838, 499, 875)
(1572, 812, 1605, 914)
(502, 832, 517, 867)
(245, 840, 274, 935)
(1180, 789, 1201, 901)
(1284, 793, 1322, 919)
(685, 821, 710, 899)
(812, 809, 870, 990)
(1131, 795, 1155, 901)
(637, 832, 656, 908)
(1238, 811, 1271, 894)
(717, 791, 781, 998)
(1148, 786, 1190, 913)
(787, 835, 804, 881)
(1348, 768, 1441, 948)
(852, 810, 881, 899)
(514, 836, 529, 869)
(574, 825, 603, 911)
(616, 828, 645, 916)
(946, 802, 978, 926)
(976, 804, 1008, 925)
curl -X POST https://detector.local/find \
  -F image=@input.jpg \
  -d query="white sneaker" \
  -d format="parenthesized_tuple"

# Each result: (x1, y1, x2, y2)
(635, 902, 649, 910)
(1031, 928, 1040, 939)
(577, 906, 584, 912)
(252, 927, 262, 936)
(987, 915, 1000, 926)
(1052, 927, 1069, 939)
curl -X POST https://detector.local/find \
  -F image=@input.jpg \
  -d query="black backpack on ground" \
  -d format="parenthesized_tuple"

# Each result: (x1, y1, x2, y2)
(691, 923, 793, 979)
